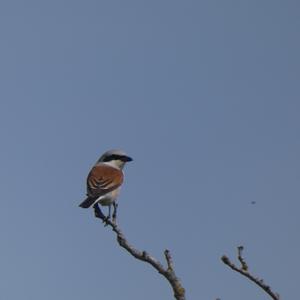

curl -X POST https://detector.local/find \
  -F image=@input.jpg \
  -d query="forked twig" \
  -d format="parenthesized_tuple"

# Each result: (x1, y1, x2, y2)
(221, 246, 280, 300)
(93, 204, 186, 300)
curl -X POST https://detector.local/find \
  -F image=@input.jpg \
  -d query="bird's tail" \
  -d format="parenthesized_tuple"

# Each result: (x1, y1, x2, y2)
(79, 197, 96, 208)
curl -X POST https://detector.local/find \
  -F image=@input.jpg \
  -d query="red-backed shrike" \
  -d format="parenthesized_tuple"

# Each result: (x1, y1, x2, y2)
(79, 149, 133, 219)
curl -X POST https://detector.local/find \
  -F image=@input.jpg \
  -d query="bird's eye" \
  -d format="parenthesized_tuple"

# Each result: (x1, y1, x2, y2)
(103, 155, 114, 162)
(103, 154, 122, 162)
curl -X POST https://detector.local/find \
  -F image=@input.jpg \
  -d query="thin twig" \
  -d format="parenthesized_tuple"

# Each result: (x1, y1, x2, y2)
(237, 246, 248, 271)
(93, 204, 186, 300)
(164, 249, 174, 272)
(221, 246, 280, 300)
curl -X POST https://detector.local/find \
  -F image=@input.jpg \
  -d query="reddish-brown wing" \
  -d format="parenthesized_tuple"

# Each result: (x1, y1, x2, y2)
(87, 164, 124, 198)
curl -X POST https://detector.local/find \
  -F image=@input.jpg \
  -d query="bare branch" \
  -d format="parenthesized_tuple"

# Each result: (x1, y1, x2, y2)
(93, 204, 186, 300)
(221, 246, 280, 300)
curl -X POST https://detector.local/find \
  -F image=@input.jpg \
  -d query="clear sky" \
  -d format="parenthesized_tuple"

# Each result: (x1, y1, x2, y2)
(0, 1, 299, 300)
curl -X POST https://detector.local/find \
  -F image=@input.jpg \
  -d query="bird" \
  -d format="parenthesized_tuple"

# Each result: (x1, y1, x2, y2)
(79, 149, 133, 220)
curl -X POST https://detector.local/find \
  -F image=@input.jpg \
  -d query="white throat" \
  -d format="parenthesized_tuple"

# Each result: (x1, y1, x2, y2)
(103, 159, 125, 170)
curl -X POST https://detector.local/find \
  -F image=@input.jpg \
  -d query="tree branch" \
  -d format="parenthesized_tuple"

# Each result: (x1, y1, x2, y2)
(221, 246, 280, 300)
(93, 204, 186, 300)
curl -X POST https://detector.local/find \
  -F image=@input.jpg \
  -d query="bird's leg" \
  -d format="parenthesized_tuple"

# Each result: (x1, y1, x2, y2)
(100, 205, 111, 226)
(112, 202, 118, 223)
(108, 205, 112, 220)
(93, 203, 105, 220)
(93, 204, 110, 226)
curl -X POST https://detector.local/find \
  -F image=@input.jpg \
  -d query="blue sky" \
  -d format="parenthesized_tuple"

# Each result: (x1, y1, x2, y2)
(0, 1, 299, 299)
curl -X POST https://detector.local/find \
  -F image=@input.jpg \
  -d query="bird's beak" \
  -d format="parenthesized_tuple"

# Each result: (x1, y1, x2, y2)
(125, 156, 133, 162)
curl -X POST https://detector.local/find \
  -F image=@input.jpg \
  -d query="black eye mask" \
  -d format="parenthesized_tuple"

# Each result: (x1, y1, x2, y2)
(102, 154, 132, 162)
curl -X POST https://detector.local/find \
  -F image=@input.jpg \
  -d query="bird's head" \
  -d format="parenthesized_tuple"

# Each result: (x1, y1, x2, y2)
(98, 149, 133, 169)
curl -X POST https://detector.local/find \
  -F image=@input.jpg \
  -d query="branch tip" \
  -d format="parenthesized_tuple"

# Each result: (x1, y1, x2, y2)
(164, 249, 174, 271)
(221, 255, 230, 264)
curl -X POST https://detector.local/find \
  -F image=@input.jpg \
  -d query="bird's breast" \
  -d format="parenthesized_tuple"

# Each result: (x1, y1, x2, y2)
(97, 188, 120, 206)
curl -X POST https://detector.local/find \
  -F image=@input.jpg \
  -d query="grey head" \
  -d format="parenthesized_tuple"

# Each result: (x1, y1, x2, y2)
(97, 149, 133, 169)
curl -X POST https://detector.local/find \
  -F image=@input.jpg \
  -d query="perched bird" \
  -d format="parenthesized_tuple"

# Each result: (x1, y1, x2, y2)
(79, 149, 133, 220)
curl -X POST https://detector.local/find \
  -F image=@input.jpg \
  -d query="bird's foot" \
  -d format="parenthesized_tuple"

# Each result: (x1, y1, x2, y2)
(103, 216, 111, 226)
(93, 204, 113, 226)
